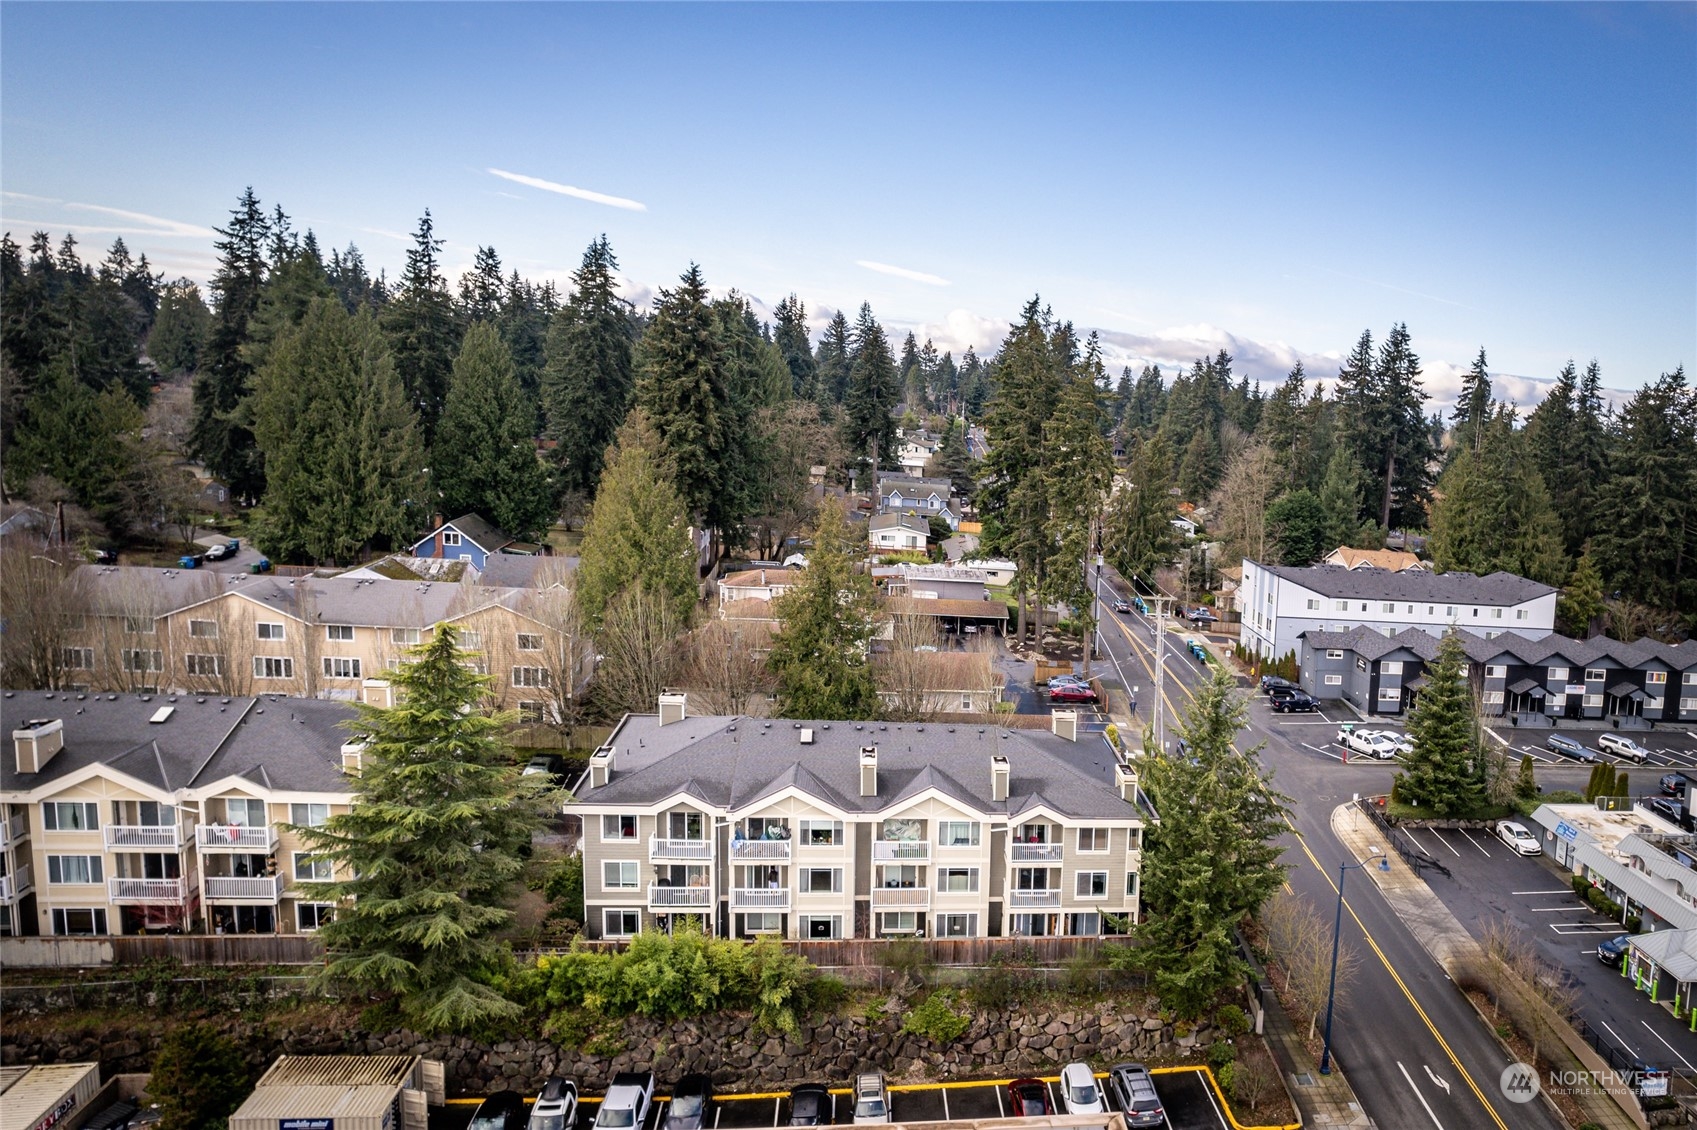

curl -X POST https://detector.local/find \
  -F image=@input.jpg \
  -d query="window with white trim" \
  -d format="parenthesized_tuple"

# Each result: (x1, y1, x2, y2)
(1515, 609, 1529, 621)
(391, 628, 421, 646)
(291, 803, 330, 827)
(938, 913, 977, 937)
(1583, 694, 1604, 708)
(1326, 649, 1344, 660)
(294, 852, 333, 881)
(1647, 698, 1664, 710)
(1126, 872, 1140, 897)
(1445, 606, 1457, 617)
(52, 908, 107, 935)
(601, 814, 638, 841)
(1684, 673, 1697, 685)
(1483, 691, 1504, 705)
(516, 633, 543, 651)
(1585, 668, 1607, 683)
(46, 855, 103, 884)
(743, 912, 782, 933)
(879, 911, 919, 933)
(800, 914, 843, 939)
(1681, 697, 1697, 710)
(1379, 687, 1401, 701)
(518, 701, 546, 723)
(604, 909, 640, 937)
(325, 624, 354, 642)
(189, 619, 218, 638)
(1324, 674, 1343, 685)
(123, 649, 163, 673)
(1077, 827, 1110, 852)
(457, 630, 483, 650)
(323, 657, 362, 679)
(801, 819, 844, 846)
(1074, 871, 1109, 898)
(186, 654, 224, 677)
(799, 867, 842, 893)
(1382, 602, 1396, 613)
(297, 903, 335, 931)
(61, 647, 93, 670)
(124, 616, 154, 634)
(937, 867, 979, 893)
(442, 530, 462, 547)
(1382, 661, 1403, 675)
(512, 666, 551, 688)
(253, 656, 293, 679)
(603, 861, 638, 890)
(1334, 600, 1348, 612)
(1548, 667, 1568, 682)
(1485, 665, 1507, 679)
(937, 821, 979, 846)
(1549, 693, 1567, 707)
(1646, 671, 1667, 685)
(1307, 599, 1320, 610)
(42, 801, 99, 831)
(256, 622, 285, 640)
(1492, 608, 1504, 619)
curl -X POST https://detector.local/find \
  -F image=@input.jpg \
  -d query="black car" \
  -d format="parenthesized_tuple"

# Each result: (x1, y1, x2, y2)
(1597, 934, 1633, 967)
(664, 1074, 714, 1130)
(787, 1083, 831, 1126)
(1260, 675, 1298, 695)
(91, 548, 119, 565)
(1271, 691, 1319, 713)
(468, 1091, 529, 1130)
(1661, 773, 1688, 798)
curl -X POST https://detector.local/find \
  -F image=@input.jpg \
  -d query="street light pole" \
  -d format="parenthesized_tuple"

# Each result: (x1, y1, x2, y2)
(1319, 848, 1388, 1075)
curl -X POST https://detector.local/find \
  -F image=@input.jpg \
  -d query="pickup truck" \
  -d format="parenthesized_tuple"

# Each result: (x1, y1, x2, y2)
(595, 1072, 655, 1130)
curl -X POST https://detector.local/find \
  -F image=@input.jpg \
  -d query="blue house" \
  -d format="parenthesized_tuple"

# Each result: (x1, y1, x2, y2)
(410, 513, 518, 571)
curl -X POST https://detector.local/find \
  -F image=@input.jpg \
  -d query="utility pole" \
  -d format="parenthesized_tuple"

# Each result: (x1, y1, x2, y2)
(1154, 592, 1167, 755)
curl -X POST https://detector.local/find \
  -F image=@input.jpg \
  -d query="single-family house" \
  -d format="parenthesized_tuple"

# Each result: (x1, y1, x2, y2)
(1321, 546, 1429, 572)
(870, 513, 931, 552)
(410, 514, 520, 571)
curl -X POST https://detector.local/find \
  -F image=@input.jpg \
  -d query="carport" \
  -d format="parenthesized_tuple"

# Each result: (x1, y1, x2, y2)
(1624, 928, 1697, 1031)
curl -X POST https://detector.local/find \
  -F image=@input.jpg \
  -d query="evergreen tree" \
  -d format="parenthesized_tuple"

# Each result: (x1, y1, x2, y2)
(1266, 489, 1328, 566)
(250, 299, 425, 564)
(1176, 427, 1221, 503)
(1369, 323, 1435, 529)
(380, 210, 461, 445)
(498, 271, 557, 398)
(541, 236, 636, 495)
(4, 361, 146, 527)
(1429, 406, 1567, 585)
(242, 241, 335, 378)
(1450, 347, 1493, 461)
(327, 242, 383, 313)
(294, 628, 554, 1033)
(1397, 632, 1486, 816)
(573, 410, 697, 636)
(813, 309, 852, 406)
(928, 417, 977, 502)
(190, 189, 270, 500)
(957, 345, 990, 417)
(1317, 447, 1365, 552)
(1103, 436, 1180, 583)
(767, 503, 880, 719)
(147, 279, 212, 376)
(897, 331, 922, 408)
(1556, 548, 1605, 638)
(1589, 367, 1696, 612)
(1041, 338, 1114, 672)
(457, 245, 506, 325)
(149, 1022, 253, 1130)
(1515, 755, 1538, 801)
(633, 264, 730, 531)
(841, 303, 899, 477)
(1127, 364, 1167, 436)
(1131, 665, 1289, 1018)
(432, 322, 552, 537)
(1260, 363, 1310, 493)
(773, 293, 817, 398)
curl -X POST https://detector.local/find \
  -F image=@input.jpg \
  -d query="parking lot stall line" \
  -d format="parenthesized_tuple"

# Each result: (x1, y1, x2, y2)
(1599, 1020, 1639, 1057)
(1456, 830, 1493, 856)
(1641, 1020, 1697, 1071)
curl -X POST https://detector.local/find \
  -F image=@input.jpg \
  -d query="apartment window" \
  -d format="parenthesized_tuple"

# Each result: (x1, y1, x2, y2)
(391, 628, 422, 646)
(1647, 697, 1664, 711)
(189, 619, 219, 638)
(60, 647, 94, 670)
(938, 913, 976, 938)
(42, 802, 99, 831)
(1325, 649, 1344, 660)
(325, 624, 354, 642)
(937, 868, 979, 893)
(124, 616, 154, 634)
(602, 814, 638, 841)
(253, 656, 294, 679)
(1585, 668, 1607, 683)
(1127, 828, 1142, 852)
(294, 853, 333, 882)
(1426, 606, 1435, 616)
(1324, 674, 1343, 685)
(257, 622, 285, 641)
(1306, 598, 1320, 610)
(879, 912, 919, 934)
(1471, 609, 1479, 618)
(801, 868, 843, 893)
(123, 649, 163, 673)
(185, 654, 224, 677)
(1077, 828, 1110, 853)
(290, 803, 330, 828)
(800, 915, 843, 939)
(1483, 691, 1504, 705)
(1334, 600, 1348, 612)
(518, 701, 547, 723)
(1445, 607, 1457, 618)
(47, 854, 104, 885)
(441, 530, 462, 547)
(51, 908, 107, 936)
(937, 821, 979, 847)
(1361, 603, 1369, 612)
(1515, 609, 1529, 621)
(1381, 603, 1395, 614)
(224, 797, 265, 826)
(1583, 694, 1604, 708)
(1381, 661, 1403, 675)
(1684, 673, 1697, 686)
(1379, 688, 1401, 702)
(801, 819, 844, 846)
(1646, 671, 1667, 685)
(457, 630, 483, 650)
(1681, 698, 1697, 711)
(1485, 665, 1507, 679)
(1074, 871, 1109, 899)
(512, 666, 551, 688)
(1492, 608, 1504, 620)
(1549, 693, 1567, 708)
(743, 913, 782, 933)
(603, 909, 640, 938)
(603, 861, 639, 890)
(960, 694, 973, 711)
(1126, 873, 1139, 898)
(297, 903, 335, 932)
(323, 657, 362, 680)
(1549, 667, 1568, 682)
(516, 633, 543, 651)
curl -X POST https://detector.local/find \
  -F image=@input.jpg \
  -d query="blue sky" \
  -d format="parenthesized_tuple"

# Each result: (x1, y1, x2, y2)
(3, 2, 1693, 406)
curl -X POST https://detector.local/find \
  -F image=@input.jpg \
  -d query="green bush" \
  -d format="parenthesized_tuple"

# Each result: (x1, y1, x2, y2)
(150, 1023, 254, 1130)
(1215, 1004, 1250, 1037)
(902, 990, 972, 1043)
(1207, 1040, 1238, 1070)
(542, 854, 585, 923)
(881, 937, 936, 985)
(965, 965, 1026, 1010)
(1215, 1061, 1237, 1100)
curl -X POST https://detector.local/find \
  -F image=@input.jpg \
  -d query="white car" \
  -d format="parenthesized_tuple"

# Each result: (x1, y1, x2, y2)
(1377, 731, 1414, 756)
(1059, 1063, 1105, 1115)
(852, 1073, 891, 1125)
(1496, 820, 1542, 856)
(1337, 729, 1400, 760)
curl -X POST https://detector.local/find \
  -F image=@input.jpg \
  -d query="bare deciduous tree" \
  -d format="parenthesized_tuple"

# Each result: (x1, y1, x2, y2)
(1261, 889, 1361, 1040)
(0, 547, 92, 688)
(1211, 440, 1280, 567)
(1479, 917, 1581, 1064)
(673, 618, 772, 716)
(590, 582, 686, 718)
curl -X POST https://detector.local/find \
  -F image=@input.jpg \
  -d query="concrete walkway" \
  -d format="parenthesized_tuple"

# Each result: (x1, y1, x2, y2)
(1257, 971, 1377, 1128)
(1331, 803, 1646, 1130)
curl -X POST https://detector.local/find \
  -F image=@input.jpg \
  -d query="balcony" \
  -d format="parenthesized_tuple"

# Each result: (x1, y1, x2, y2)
(0, 864, 33, 903)
(731, 838, 792, 861)
(1008, 890, 1063, 909)
(872, 841, 930, 862)
(648, 885, 714, 908)
(108, 877, 190, 902)
(204, 875, 285, 902)
(649, 837, 713, 861)
(198, 824, 280, 852)
(731, 888, 792, 910)
(871, 886, 931, 909)
(104, 824, 186, 849)
(1010, 843, 1063, 863)
(0, 811, 27, 849)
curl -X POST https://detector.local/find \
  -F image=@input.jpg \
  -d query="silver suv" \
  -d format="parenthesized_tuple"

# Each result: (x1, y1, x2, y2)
(1107, 1063, 1166, 1128)
(851, 1073, 890, 1125)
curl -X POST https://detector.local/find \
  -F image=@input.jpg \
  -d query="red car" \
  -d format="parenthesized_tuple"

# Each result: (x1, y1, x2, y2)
(1008, 1080, 1052, 1117)
(1048, 683, 1097, 704)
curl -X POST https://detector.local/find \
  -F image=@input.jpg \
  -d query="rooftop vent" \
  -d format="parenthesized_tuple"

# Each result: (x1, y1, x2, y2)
(991, 754, 1010, 803)
(800, 728, 815, 745)
(1051, 710, 1078, 742)
(149, 707, 174, 724)
(588, 746, 615, 788)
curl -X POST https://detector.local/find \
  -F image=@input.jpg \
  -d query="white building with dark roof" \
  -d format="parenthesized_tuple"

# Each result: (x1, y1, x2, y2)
(1238, 560, 1556, 660)
(571, 696, 1154, 942)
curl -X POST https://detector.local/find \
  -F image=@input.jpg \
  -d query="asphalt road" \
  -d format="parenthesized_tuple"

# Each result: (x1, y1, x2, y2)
(1089, 570, 1567, 1130)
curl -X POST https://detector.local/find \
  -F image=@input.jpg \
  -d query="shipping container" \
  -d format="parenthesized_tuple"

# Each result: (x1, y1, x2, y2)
(227, 1055, 445, 1130)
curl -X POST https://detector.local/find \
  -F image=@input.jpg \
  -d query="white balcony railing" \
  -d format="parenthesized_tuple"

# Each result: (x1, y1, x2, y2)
(871, 887, 931, 908)
(197, 824, 280, 851)
(1009, 890, 1063, 908)
(0, 811, 28, 848)
(1011, 843, 1063, 862)
(203, 875, 285, 901)
(731, 839, 792, 861)
(648, 885, 714, 907)
(104, 825, 185, 849)
(0, 864, 33, 902)
(649, 836, 714, 861)
(731, 888, 792, 909)
(872, 841, 930, 862)
(108, 877, 189, 902)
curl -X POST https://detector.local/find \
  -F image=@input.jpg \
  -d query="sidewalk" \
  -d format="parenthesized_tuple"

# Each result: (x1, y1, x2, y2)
(1331, 803, 1646, 1130)
(1257, 973, 1376, 1128)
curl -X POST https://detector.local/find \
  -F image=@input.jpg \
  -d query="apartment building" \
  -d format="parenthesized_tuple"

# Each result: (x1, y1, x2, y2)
(1238, 560, 1556, 660)
(0, 690, 361, 937)
(572, 696, 1154, 942)
(53, 567, 590, 721)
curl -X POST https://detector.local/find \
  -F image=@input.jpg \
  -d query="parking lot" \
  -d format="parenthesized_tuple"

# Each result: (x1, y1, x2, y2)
(1496, 726, 1697, 771)
(436, 1069, 1231, 1130)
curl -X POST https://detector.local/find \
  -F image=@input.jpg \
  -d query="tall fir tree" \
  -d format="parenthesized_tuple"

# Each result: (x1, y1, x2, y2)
(1103, 435, 1180, 583)
(841, 303, 899, 478)
(1041, 338, 1114, 673)
(633, 264, 731, 534)
(190, 188, 270, 502)
(147, 279, 212, 376)
(432, 321, 553, 538)
(1588, 367, 1695, 613)
(772, 293, 817, 399)
(1369, 323, 1435, 530)
(1317, 446, 1365, 551)
(1556, 548, 1605, 638)
(457, 245, 506, 325)
(379, 210, 461, 445)
(1450, 347, 1493, 462)
(1397, 631, 1486, 816)
(767, 503, 880, 720)
(813, 309, 852, 407)
(541, 236, 636, 496)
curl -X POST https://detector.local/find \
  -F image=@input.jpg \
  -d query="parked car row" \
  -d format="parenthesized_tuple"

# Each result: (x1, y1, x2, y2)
(1336, 727, 1409, 760)
(1046, 673, 1098, 704)
(1266, 684, 1319, 713)
(467, 1063, 1168, 1129)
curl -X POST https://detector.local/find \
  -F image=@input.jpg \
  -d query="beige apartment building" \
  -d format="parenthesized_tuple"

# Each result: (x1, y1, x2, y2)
(53, 567, 590, 722)
(1, 692, 363, 937)
(572, 696, 1154, 941)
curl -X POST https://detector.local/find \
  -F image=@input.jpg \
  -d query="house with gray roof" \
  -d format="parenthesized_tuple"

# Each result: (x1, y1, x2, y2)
(571, 694, 1154, 942)
(1239, 560, 1557, 661)
(876, 473, 961, 531)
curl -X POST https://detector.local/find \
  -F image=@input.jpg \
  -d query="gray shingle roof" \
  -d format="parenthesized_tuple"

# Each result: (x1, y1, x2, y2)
(1301, 626, 1676, 670)
(429, 513, 513, 553)
(1256, 562, 1555, 604)
(474, 554, 576, 589)
(576, 713, 1138, 821)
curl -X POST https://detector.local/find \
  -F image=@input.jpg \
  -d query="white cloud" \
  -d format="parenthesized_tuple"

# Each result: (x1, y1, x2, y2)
(487, 168, 647, 213)
(855, 260, 950, 287)
(62, 202, 214, 238)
